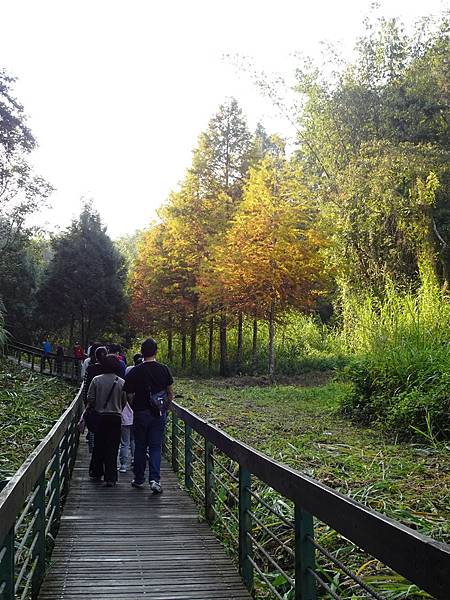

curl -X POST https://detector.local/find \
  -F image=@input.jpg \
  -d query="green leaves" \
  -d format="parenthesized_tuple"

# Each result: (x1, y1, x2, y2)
(36, 204, 128, 345)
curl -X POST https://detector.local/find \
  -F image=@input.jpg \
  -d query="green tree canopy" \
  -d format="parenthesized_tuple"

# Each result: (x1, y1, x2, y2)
(37, 204, 127, 347)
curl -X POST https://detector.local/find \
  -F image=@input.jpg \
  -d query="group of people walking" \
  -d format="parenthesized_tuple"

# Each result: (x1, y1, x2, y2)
(80, 337, 174, 490)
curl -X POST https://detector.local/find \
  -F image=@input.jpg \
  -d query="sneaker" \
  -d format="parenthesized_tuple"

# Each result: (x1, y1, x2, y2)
(119, 467, 127, 473)
(131, 480, 145, 489)
(149, 480, 162, 494)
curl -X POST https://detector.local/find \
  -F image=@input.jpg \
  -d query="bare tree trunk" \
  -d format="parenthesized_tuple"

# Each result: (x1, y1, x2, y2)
(252, 315, 258, 374)
(181, 333, 187, 370)
(219, 312, 228, 377)
(236, 312, 243, 374)
(190, 309, 197, 373)
(80, 305, 85, 350)
(86, 315, 92, 350)
(69, 315, 74, 349)
(268, 301, 276, 382)
(167, 329, 173, 362)
(208, 317, 214, 374)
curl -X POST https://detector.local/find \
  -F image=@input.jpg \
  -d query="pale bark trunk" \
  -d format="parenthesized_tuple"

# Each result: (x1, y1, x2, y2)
(236, 312, 243, 373)
(190, 310, 197, 373)
(268, 301, 276, 382)
(208, 317, 214, 373)
(181, 333, 187, 370)
(251, 316, 258, 374)
(219, 312, 228, 377)
(167, 329, 173, 362)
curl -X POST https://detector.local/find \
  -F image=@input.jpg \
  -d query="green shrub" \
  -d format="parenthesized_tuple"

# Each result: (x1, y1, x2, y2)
(340, 266, 450, 439)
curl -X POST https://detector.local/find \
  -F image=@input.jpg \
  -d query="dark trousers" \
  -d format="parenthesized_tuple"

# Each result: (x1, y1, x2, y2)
(133, 410, 166, 484)
(89, 414, 122, 482)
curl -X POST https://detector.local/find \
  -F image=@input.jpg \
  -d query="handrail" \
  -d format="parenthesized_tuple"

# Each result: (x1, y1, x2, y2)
(0, 386, 83, 598)
(0, 388, 83, 544)
(6, 342, 81, 384)
(7, 341, 79, 362)
(169, 401, 450, 599)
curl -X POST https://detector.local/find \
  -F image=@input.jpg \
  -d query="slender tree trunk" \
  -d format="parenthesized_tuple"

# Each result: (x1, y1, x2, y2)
(219, 312, 228, 377)
(69, 315, 74, 349)
(86, 315, 92, 350)
(268, 301, 276, 382)
(80, 305, 85, 350)
(252, 315, 258, 374)
(190, 309, 197, 373)
(181, 333, 187, 370)
(236, 312, 243, 374)
(208, 317, 214, 374)
(167, 314, 174, 362)
(167, 329, 173, 362)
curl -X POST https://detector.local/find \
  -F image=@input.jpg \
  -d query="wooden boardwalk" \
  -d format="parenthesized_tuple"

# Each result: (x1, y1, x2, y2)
(38, 443, 251, 600)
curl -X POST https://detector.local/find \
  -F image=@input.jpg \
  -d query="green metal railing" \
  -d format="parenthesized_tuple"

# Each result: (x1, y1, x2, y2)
(7, 342, 81, 384)
(164, 404, 450, 600)
(0, 387, 83, 600)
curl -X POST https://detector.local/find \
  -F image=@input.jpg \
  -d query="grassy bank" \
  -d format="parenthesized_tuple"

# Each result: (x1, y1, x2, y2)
(176, 377, 449, 545)
(0, 358, 75, 480)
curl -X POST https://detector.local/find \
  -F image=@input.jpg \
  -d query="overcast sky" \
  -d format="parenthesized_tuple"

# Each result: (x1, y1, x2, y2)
(1, 0, 447, 238)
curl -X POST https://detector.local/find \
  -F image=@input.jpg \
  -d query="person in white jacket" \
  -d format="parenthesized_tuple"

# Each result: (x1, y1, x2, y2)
(118, 401, 134, 473)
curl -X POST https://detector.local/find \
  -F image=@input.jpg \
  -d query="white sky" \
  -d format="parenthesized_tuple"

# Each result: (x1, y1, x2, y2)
(0, 0, 447, 239)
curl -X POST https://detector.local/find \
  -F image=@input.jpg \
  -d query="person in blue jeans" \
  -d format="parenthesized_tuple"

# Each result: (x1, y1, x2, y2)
(123, 337, 173, 493)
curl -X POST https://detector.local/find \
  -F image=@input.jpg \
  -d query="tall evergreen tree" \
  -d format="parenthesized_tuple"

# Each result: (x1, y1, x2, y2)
(37, 204, 127, 347)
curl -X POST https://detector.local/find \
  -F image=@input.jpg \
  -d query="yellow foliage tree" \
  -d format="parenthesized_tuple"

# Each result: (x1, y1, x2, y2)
(212, 156, 324, 378)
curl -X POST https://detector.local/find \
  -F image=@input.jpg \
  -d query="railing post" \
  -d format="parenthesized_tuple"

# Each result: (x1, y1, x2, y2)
(0, 479, 14, 600)
(295, 504, 316, 600)
(204, 440, 215, 524)
(31, 353, 35, 371)
(31, 473, 46, 598)
(17, 350, 21, 365)
(239, 466, 253, 592)
(171, 413, 179, 472)
(0, 527, 14, 600)
(60, 431, 69, 501)
(53, 447, 61, 532)
(68, 420, 78, 474)
(184, 424, 193, 490)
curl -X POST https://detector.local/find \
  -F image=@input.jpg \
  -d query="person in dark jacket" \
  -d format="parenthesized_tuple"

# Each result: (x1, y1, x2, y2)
(124, 338, 173, 494)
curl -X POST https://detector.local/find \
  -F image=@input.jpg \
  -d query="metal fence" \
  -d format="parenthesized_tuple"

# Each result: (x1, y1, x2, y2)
(164, 404, 450, 600)
(6, 342, 81, 384)
(0, 388, 83, 599)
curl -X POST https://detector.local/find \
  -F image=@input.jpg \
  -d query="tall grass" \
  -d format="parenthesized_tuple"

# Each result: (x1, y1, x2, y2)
(340, 265, 450, 439)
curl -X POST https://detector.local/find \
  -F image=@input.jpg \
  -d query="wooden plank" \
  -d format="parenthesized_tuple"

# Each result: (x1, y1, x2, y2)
(38, 443, 251, 599)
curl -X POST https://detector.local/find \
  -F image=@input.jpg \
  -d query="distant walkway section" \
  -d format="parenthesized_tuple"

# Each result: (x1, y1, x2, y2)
(38, 443, 251, 600)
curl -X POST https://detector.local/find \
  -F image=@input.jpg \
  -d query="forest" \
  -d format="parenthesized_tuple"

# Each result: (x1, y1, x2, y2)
(1, 14, 449, 442)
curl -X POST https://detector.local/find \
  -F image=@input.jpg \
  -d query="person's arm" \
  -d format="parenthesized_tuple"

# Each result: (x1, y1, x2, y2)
(121, 391, 127, 409)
